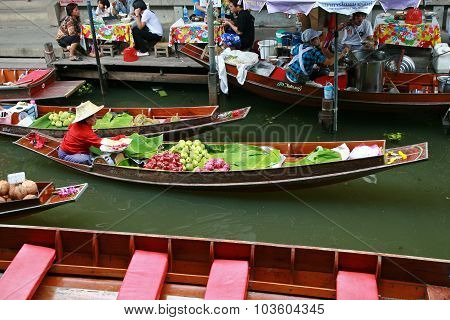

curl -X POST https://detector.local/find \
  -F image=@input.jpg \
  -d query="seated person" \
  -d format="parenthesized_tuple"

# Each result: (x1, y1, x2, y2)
(112, 0, 134, 16)
(96, 0, 112, 18)
(58, 102, 104, 165)
(131, 1, 163, 56)
(339, 11, 374, 52)
(56, 3, 83, 61)
(285, 29, 337, 85)
(220, 0, 255, 51)
(192, 0, 207, 18)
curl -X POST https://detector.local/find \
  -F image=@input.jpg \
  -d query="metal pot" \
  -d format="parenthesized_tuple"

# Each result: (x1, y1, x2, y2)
(347, 50, 389, 93)
(437, 76, 450, 93)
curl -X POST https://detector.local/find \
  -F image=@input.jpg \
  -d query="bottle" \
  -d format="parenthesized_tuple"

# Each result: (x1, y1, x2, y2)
(29, 100, 37, 120)
(324, 82, 333, 100)
(220, 5, 225, 19)
(183, 6, 189, 23)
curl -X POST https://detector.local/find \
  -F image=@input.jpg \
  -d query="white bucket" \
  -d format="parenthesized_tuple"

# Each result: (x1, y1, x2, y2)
(258, 40, 277, 60)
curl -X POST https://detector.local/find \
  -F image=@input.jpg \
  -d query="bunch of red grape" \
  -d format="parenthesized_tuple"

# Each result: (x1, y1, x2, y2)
(144, 152, 183, 171)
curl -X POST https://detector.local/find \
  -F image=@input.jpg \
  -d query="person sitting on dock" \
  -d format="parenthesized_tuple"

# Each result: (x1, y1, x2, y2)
(56, 3, 84, 61)
(220, 0, 255, 51)
(58, 102, 104, 165)
(131, 1, 163, 56)
(285, 29, 337, 86)
(96, 0, 112, 18)
(339, 12, 374, 52)
(112, 0, 134, 16)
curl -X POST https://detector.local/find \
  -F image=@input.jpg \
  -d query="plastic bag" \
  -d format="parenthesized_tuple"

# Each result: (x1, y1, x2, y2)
(348, 145, 382, 160)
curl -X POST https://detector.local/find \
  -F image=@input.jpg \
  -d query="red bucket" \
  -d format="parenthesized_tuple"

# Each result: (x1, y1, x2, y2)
(123, 47, 138, 62)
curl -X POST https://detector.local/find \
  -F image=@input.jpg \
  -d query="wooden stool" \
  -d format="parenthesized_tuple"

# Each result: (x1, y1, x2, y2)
(154, 42, 170, 58)
(100, 44, 119, 57)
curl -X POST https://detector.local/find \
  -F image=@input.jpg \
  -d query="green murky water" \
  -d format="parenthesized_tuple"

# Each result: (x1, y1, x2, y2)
(1, 82, 449, 260)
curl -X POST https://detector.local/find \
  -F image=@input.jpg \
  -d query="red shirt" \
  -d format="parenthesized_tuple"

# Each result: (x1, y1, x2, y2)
(60, 122, 102, 154)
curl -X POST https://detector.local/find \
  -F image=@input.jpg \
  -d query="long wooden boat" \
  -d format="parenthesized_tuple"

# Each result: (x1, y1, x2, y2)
(0, 68, 85, 102)
(0, 183, 87, 216)
(0, 224, 448, 300)
(181, 44, 450, 112)
(14, 132, 428, 189)
(443, 107, 450, 134)
(0, 105, 250, 138)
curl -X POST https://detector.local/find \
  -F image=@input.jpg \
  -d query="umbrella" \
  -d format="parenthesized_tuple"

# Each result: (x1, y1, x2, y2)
(243, 0, 421, 132)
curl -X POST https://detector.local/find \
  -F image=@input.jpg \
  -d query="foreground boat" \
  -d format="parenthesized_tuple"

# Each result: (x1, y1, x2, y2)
(0, 68, 85, 102)
(15, 133, 428, 189)
(0, 182, 87, 216)
(0, 105, 250, 138)
(181, 44, 450, 112)
(0, 224, 448, 300)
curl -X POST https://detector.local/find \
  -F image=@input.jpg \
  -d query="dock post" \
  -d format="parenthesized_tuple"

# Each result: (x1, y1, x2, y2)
(318, 98, 334, 133)
(207, 2, 218, 105)
(43, 42, 56, 67)
(332, 13, 339, 133)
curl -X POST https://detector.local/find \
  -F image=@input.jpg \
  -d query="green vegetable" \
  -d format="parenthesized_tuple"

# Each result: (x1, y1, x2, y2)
(124, 133, 163, 159)
(384, 132, 403, 142)
(283, 147, 341, 167)
(93, 112, 134, 129)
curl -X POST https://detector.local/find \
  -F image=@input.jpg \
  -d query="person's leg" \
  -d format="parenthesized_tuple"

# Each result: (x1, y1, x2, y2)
(58, 149, 92, 165)
(132, 26, 150, 53)
(141, 33, 162, 48)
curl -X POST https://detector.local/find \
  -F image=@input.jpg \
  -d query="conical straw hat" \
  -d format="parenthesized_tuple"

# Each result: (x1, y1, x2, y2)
(73, 101, 103, 123)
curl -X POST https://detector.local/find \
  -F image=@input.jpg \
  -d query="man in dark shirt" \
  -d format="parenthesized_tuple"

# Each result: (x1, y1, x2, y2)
(221, 0, 255, 50)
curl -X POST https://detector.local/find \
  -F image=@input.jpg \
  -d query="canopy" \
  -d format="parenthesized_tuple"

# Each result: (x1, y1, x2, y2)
(244, 0, 421, 15)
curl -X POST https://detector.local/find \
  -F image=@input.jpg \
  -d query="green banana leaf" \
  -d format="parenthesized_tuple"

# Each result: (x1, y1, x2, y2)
(123, 133, 163, 159)
(30, 113, 70, 130)
(93, 112, 133, 129)
(283, 147, 341, 167)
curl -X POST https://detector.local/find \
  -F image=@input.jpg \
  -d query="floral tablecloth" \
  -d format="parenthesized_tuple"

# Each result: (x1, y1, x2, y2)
(169, 20, 224, 47)
(81, 23, 134, 47)
(374, 16, 441, 48)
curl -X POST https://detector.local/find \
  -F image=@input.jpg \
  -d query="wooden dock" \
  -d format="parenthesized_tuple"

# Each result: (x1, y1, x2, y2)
(52, 54, 208, 84)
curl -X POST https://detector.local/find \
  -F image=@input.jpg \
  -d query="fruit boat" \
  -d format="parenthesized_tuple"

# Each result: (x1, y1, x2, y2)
(0, 104, 250, 138)
(0, 68, 85, 102)
(0, 224, 448, 300)
(0, 182, 87, 216)
(180, 44, 450, 112)
(14, 132, 428, 189)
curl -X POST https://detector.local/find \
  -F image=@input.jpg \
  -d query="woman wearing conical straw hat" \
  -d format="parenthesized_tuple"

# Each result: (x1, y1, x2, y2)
(58, 101, 104, 165)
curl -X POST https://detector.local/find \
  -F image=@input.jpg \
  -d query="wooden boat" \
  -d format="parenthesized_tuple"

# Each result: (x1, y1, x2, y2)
(0, 224, 448, 300)
(14, 132, 428, 189)
(0, 183, 87, 216)
(443, 107, 450, 134)
(180, 44, 450, 112)
(0, 68, 85, 102)
(0, 105, 250, 138)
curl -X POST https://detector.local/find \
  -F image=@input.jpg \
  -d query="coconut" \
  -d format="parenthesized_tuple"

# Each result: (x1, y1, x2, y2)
(0, 196, 5, 203)
(9, 183, 28, 200)
(22, 180, 38, 195)
(0, 180, 9, 196)
(23, 194, 37, 200)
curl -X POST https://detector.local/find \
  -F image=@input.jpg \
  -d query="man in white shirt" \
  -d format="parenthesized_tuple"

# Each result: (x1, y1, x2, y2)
(132, 0, 163, 56)
(339, 12, 374, 52)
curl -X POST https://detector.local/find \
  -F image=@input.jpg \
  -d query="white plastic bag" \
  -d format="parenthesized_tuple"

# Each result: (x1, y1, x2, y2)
(349, 145, 382, 160)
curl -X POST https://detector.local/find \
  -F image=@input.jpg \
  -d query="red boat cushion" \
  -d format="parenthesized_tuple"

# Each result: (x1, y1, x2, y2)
(0, 244, 55, 300)
(15, 70, 51, 85)
(117, 250, 168, 300)
(315, 74, 347, 89)
(336, 271, 379, 300)
(204, 259, 249, 300)
(270, 67, 286, 81)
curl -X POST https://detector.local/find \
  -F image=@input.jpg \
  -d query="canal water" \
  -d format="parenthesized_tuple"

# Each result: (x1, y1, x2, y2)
(1, 82, 449, 260)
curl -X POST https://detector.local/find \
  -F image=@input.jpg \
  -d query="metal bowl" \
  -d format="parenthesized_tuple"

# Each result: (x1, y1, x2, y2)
(385, 54, 416, 73)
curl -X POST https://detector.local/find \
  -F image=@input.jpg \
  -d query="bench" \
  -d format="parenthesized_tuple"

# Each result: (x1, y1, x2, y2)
(154, 42, 170, 58)
(0, 244, 55, 300)
(336, 271, 379, 300)
(204, 259, 249, 300)
(117, 250, 168, 300)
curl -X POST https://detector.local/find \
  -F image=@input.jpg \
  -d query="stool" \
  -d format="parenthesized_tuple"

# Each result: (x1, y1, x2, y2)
(100, 44, 119, 57)
(154, 42, 170, 58)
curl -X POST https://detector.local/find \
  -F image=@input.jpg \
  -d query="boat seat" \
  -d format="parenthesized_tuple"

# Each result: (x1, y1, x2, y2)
(15, 70, 50, 85)
(336, 271, 379, 300)
(117, 250, 168, 300)
(0, 244, 55, 300)
(204, 259, 249, 300)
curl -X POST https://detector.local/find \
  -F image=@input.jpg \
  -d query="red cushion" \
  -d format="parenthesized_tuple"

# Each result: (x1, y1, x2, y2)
(315, 75, 348, 89)
(0, 244, 55, 300)
(270, 67, 286, 81)
(15, 70, 51, 85)
(117, 250, 168, 300)
(336, 271, 379, 300)
(204, 259, 249, 300)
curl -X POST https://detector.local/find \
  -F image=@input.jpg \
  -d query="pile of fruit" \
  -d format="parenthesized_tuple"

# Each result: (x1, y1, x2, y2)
(0, 179, 38, 202)
(132, 114, 181, 126)
(144, 151, 183, 171)
(48, 111, 76, 127)
(170, 140, 210, 171)
(195, 158, 230, 172)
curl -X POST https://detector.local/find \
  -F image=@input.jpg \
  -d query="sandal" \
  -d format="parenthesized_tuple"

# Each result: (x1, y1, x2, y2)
(69, 56, 82, 61)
